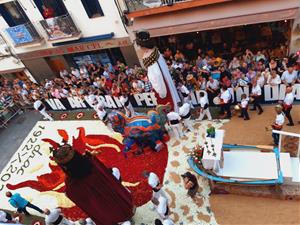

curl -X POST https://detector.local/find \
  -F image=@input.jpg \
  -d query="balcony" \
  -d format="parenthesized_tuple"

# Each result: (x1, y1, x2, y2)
(5, 22, 43, 47)
(123, 0, 232, 19)
(40, 14, 81, 43)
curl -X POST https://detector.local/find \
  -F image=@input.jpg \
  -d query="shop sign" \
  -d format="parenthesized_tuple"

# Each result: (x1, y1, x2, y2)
(18, 38, 131, 60)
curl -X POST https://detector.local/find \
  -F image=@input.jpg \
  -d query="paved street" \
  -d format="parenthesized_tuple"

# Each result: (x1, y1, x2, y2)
(0, 111, 41, 171)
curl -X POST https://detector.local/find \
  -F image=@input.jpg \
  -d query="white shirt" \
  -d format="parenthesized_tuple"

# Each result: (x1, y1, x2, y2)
(275, 113, 285, 126)
(0, 211, 8, 222)
(220, 89, 231, 103)
(241, 98, 249, 108)
(284, 92, 294, 105)
(179, 103, 191, 118)
(71, 69, 80, 78)
(267, 74, 281, 85)
(206, 79, 219, 90)
(257, 75, 265, 87)
(167, 112, 181, 122)
(33, 100, 43, 110)
(180, 85, 189, 95)
(199, 96, 209, 108)
(281, 70, 297, 84)
(251, 84, 261, 96)
(45, 208, 62, 225)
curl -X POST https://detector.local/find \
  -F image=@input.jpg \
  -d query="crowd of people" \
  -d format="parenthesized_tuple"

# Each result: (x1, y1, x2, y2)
(0, 47, 299, 112)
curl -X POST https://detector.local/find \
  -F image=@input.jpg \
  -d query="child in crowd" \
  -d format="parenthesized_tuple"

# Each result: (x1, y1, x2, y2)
(239, 93, 250, 120)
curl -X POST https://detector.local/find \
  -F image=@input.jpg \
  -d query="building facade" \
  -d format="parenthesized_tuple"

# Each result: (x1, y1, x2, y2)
(0, 0, 138, 82)
(119, 0, 300, 61)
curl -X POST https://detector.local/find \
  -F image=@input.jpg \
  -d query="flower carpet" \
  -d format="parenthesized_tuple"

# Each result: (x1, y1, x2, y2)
(0, 119, 228, 225)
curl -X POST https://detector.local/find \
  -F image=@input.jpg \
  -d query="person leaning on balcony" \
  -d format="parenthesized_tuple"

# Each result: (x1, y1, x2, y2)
(42, 5, 55, 19)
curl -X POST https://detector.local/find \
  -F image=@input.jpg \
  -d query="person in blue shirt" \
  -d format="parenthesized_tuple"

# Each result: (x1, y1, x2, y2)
(6, 191, 44, 216)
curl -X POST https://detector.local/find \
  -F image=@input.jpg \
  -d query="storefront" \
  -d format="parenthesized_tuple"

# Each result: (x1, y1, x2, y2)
(153, 20, 292, 60)
(126, 0, 300, 60)
(64, 47, 125, 67)
(17, 37, 137, 82)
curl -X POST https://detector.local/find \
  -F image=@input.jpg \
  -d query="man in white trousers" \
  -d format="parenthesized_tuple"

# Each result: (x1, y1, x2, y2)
(197, 92, 212, 120)
(179, 102, 194, 132)
(167, 111, 183, 140)
(120, 94, 135, 117)
(44, 208, 74, 225)
(33, 99, 53, 121)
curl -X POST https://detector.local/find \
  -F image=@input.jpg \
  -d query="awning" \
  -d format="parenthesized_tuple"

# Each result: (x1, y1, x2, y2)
(132, 0, 300, 37)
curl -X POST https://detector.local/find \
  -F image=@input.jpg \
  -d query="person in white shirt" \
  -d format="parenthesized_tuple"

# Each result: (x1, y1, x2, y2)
(70, 67, 80, 78)
(146, 172, 168, 208)
(206, 76, 220, 103)
(281, 86, 294, 126)
(271, 105, 285, 146)
(238, 94, 250, 120)
(178, 83, 193, 108)
(167, 111, 183, 140)
(250, 79, 263, 114)
(179, 103, 194, 132)
(44, 208, 74, 225)
(120, 94, 135, 117)
(267, 70, 281, 86)
(256, 72, 265, 87)
(219, 86, 231, 118)
(33, 99, 54, 121)
(94, 100, 108, 122)
(281, 66, 297, 86)
(0, 210, 14, 223)
(197, 92, 212, 121)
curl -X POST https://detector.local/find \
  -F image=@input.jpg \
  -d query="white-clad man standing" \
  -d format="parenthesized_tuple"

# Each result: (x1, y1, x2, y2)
(147, 172, 168, 201)
(33, 98, 54, 121)
(120, 94, 135, 117)
(219, 86, 232, 119)
(250, 79, 263, 115)
(178, 82, 193, 108)
(197, 92, 212, 121)
(167, 111, 183, 140)
(44, 208, 74, 225)
(94, 99, 108, 122)
(179, 102, 194, 132)
(281, 86, 294, 126)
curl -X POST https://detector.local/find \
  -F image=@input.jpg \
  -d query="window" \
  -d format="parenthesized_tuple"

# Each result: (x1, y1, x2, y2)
(0, 1, 29, 27)
(81, 0, 104, 18)
(33, 0, 68, 19)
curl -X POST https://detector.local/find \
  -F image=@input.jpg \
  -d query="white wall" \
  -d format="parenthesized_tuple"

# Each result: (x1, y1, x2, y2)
(0, 0, 128, 55)
(0, 42, 25, 73)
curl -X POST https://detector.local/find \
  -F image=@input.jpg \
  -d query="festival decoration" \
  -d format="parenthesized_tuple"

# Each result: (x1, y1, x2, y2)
(60, 113, 68, 120)
(76, 112, 84, 119)
(108, 104, 171, 156)
(189, 145, 204, 168)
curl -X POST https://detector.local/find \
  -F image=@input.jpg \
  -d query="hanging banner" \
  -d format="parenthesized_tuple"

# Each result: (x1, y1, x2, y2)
(44, 84, 300, 111)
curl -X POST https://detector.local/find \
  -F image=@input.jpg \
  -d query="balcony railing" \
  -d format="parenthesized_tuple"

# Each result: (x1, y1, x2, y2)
(5, 22, 43, 47)
(124, 0, 188, 12)
(40, 13, 81, 42)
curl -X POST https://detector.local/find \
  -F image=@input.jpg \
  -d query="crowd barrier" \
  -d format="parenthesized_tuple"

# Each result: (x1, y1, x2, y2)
(44, 84, 300, 111)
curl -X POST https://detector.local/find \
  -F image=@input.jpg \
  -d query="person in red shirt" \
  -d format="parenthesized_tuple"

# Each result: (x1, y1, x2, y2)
(42, 5, 55, 19)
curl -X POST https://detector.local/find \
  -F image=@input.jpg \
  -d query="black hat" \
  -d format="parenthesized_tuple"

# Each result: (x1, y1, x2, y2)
(135, 29, 155, 49)
(181, 171, 193, 178)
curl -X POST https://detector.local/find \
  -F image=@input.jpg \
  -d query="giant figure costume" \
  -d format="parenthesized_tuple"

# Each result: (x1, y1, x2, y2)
(136, 30, 180, 112)
(50, 144, 134, 225)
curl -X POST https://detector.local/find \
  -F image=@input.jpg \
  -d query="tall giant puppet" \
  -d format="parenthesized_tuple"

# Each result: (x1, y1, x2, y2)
(136, 30, 180, 112)
(45, 142, 134, 225)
